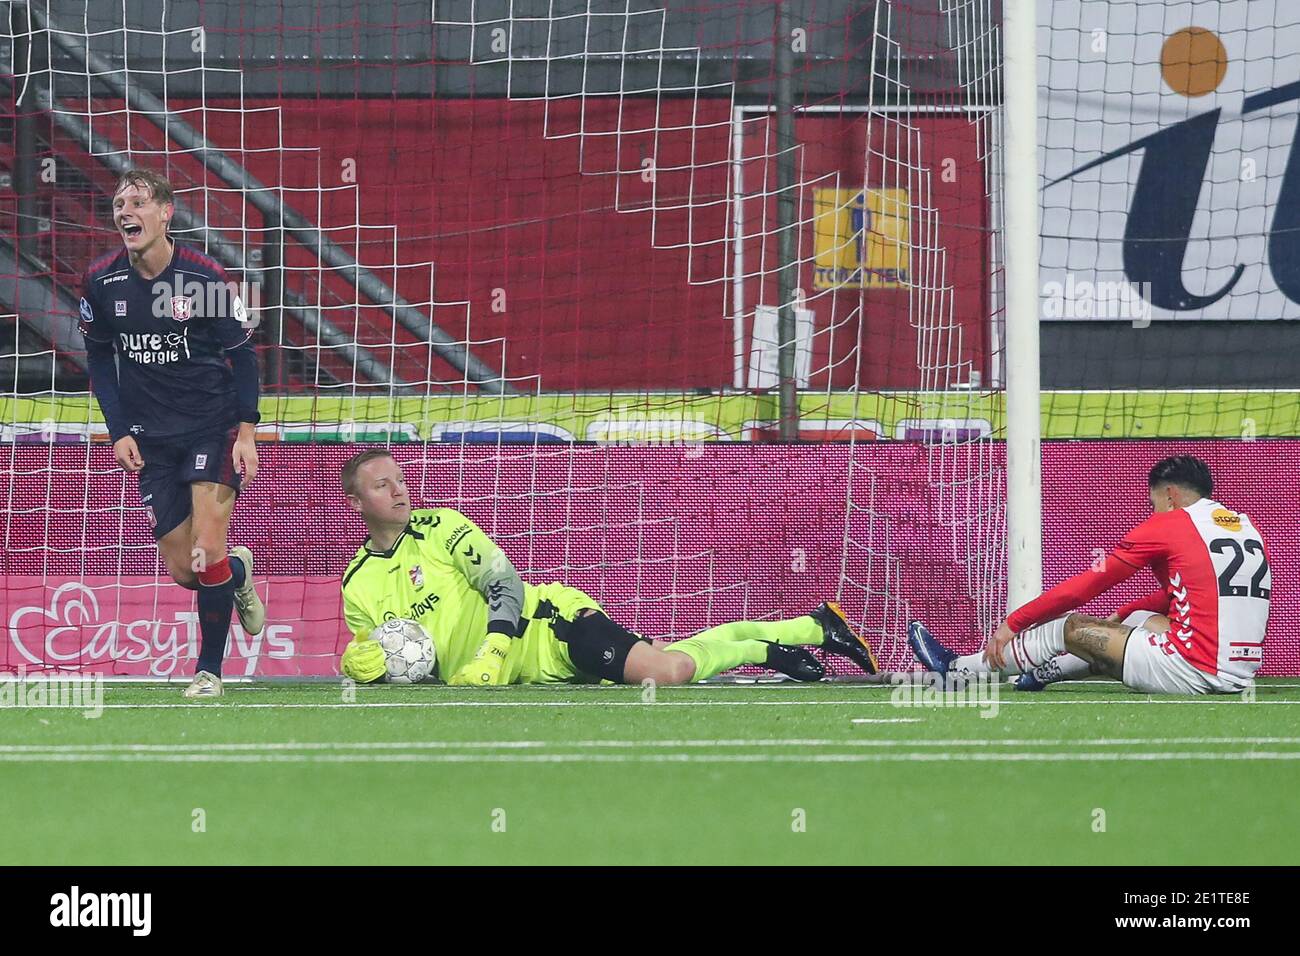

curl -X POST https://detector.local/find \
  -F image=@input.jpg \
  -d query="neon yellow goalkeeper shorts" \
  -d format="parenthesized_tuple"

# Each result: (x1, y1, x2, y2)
(509, 581, 604, 685)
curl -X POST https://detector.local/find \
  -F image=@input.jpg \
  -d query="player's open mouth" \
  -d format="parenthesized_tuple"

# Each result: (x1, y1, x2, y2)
(122, 224, 143, 238)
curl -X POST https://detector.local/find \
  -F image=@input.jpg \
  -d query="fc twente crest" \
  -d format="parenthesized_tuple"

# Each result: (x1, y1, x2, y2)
(409, 565, 424, 589)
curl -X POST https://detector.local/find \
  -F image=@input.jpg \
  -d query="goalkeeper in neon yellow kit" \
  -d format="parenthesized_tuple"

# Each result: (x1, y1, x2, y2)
(338, 450, 880, 686)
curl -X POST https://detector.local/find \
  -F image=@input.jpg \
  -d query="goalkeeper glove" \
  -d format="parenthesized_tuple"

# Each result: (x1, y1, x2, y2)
(341, 639, 387, 684)
(448, 633, 512, 686)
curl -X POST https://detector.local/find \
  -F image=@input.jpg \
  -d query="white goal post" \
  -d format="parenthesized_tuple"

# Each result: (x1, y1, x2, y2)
(1002, 0, 1044, 608)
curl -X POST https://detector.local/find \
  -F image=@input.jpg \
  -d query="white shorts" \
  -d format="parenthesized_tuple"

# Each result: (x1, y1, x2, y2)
(1121, 611, 1241, 695)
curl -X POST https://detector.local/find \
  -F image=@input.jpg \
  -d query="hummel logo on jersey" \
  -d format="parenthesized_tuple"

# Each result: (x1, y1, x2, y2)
(195, 453, 208, 469)
(1168, 571, 1194, 653)
(409, 565, 424, 588)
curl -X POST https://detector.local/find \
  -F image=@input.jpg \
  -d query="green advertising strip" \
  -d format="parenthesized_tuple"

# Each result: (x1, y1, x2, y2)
(3, 389, 1299, 441)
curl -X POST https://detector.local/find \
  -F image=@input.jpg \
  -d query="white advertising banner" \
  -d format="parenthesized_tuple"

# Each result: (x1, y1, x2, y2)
(1039, 0, 1300, 320)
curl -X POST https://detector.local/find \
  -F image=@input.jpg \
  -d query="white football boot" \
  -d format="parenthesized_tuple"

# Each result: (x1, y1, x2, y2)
(183, 670, 224, 700)
(229, 546, 265, 634)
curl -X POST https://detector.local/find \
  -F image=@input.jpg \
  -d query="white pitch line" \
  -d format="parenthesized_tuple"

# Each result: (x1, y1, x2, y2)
(4, 698, 1300, 710)
(0, 739, 860, 752)
(2, 736, 1297, 753)
(850, 718, 923, 724)
(1, 751, 1299, 764)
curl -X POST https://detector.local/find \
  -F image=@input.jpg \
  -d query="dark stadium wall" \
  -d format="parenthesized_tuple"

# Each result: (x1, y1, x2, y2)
(68, 1, 900, 101)
(82, 97, 990, 391)
(739, 110, 990, 391)
(1042, 322, 1300, 388)
(51, 2, 1300, 390)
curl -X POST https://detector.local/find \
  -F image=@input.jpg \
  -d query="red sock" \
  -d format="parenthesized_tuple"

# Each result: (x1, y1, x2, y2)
(197, 555, 233, 587)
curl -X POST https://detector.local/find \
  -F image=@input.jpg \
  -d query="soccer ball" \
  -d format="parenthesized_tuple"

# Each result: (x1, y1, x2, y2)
(370, 618, 435, 684)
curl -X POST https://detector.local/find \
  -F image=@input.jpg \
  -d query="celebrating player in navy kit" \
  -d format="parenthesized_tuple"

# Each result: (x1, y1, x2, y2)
(79, 168, 265, 699)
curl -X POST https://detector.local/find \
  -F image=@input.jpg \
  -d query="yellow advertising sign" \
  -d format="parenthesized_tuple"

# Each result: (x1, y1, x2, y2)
(812, 188, 910, 289)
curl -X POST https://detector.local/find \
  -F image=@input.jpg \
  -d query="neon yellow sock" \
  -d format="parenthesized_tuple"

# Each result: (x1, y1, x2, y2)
(691, 616, 822, 647)
(663, 637, 770, 682)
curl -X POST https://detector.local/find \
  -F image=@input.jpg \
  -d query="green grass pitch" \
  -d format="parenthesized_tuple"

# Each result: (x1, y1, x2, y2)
(3, 679, 1298, 865)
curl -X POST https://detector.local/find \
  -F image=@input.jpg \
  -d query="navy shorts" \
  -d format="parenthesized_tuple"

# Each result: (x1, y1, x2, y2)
(136, 425, 241, 541)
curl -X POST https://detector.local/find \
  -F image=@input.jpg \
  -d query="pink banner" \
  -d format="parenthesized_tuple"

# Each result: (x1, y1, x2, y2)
(2, 576, 342, 677)
(2, 440, 1296, 676)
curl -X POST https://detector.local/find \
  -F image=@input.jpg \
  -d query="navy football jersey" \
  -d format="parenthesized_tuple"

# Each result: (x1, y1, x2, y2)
(79, 242, 257, 442)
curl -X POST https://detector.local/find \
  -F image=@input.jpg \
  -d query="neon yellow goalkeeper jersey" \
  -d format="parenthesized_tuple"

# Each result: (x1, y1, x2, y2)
(340, 508, 598, 682)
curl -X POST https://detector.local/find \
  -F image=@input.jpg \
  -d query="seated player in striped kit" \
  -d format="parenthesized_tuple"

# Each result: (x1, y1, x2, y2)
(79, 168, 265, 699)
(337, 449, 881, 686)
(908, 456, 1271, 695)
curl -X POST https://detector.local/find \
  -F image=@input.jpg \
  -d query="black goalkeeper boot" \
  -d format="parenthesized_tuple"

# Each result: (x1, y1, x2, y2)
(764, 642, 826, 682)
(810, 601, 880, 675)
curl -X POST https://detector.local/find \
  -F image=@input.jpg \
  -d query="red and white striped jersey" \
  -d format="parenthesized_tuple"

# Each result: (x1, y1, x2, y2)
(1112, 498, 1270, 685)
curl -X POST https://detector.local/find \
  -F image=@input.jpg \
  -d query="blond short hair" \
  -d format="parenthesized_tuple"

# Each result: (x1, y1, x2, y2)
(341, 449, 397, 496)
(114, 168, 175, 206)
